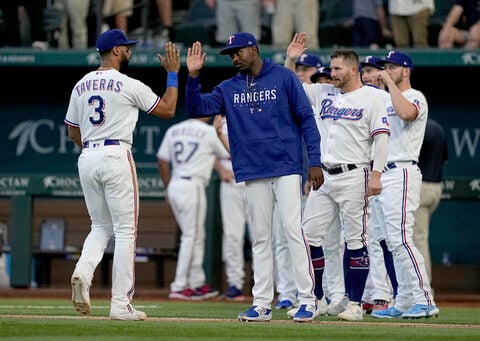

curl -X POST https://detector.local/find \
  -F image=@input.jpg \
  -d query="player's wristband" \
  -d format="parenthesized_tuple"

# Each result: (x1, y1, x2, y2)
(167, 72, 178, 88)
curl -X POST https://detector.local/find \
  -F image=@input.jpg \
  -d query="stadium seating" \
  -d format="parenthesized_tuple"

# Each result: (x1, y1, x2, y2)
(175, 0, 216, 47)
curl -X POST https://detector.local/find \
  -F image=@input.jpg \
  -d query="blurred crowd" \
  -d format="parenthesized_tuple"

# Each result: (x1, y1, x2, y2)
(0, 0, 477, 51)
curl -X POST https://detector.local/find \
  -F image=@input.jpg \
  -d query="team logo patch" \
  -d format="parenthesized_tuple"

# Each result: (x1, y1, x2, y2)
(350, 256, 369, 268)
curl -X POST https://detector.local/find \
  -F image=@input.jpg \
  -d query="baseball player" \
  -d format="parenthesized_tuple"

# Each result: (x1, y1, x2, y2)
(294, 53, 323, 83)
(371, 51, 439, 319)
(273, 53, 322, 311)
(286, 54, 347, 317)
(213, 115, 252, 301)
(157, 117, 230, 300)
(64, 29, 180, 320)
(310, 66, 332, 84)
(285, 32, 390, 322)
(185, 32, 323, 322)
(360, 55, 399, 313)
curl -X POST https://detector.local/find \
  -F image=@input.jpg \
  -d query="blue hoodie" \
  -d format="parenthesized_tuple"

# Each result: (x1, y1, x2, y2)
(185, 58, 321, 182)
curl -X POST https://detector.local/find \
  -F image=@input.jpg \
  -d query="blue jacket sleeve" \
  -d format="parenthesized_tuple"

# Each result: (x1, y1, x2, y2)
(185, 76, 224, 117)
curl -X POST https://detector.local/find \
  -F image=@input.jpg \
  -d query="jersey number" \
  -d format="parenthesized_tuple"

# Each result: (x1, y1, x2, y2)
(173, 141, 199, 163)
(88, 95, 106, 126)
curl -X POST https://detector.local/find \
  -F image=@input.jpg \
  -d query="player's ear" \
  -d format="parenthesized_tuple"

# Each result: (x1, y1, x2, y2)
(112, 46, 121, 56)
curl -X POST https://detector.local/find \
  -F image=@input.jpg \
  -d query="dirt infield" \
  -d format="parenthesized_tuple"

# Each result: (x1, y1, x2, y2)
(1, 288, 479, 308)
(1, 314, 480, 329)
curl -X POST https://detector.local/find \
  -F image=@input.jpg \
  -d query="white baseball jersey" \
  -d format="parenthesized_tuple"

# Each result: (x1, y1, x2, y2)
(385, 88, 428, 162)
(302, 84, 390, 168)
(301, 82, 390, 305)
(65, 69, 160, 144)
(64, 68, 163, 315)
(157, 118, 230, 293)
(157, 119, 230, 186)
(374, 86, 435, 310)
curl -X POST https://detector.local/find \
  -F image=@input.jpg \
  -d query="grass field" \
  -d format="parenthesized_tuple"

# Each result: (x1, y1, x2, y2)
(0, 297, 479, 340)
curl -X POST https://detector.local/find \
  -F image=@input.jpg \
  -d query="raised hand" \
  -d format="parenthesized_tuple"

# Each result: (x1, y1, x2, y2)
(187, 41, 206, 77)
(157, 42, 181, 73)
(286, 32, 308, 61)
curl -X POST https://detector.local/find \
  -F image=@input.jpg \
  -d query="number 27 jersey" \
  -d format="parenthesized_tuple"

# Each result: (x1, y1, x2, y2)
(156, 119, 230, 187)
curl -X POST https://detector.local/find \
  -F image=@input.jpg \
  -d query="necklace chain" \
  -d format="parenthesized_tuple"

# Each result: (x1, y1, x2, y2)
(246, 75, 255, 88)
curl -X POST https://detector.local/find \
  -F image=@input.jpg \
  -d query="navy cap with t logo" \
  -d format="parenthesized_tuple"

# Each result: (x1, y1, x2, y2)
(96, 29, 139, 52)
(220, 32, 258, 55)
(295, 53, 323, 68)
(360, 55, 384, 70)
(377, 51, 413, 69)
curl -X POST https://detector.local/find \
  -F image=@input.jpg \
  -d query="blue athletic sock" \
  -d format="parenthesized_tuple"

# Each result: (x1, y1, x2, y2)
(380, 239, 398, 298)
(347, 246, 369, 302)
(310, 245, 325, 299)
(343, 244, 350, 300)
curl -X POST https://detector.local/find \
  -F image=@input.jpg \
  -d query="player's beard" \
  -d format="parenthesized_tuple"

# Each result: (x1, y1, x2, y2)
(119, 57, 130, 73)
(392, 72, 403, 86)
(332, 77, 345, 89)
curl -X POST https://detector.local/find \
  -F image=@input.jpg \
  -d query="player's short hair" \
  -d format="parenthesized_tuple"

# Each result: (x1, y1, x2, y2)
(330, 50, 360, 68)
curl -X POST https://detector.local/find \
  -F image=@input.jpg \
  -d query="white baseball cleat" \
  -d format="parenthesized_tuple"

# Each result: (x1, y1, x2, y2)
(71, 273, 91, 315)
(238, 306, 272, 322)
(338, 302, 363, 321)
(293, 304, 320, 322)
(110, 306, 147, 321)
(287, 296, 328, 318)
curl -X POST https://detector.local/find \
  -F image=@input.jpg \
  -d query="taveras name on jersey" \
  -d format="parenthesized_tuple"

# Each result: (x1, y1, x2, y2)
(75, 76, 124, 96)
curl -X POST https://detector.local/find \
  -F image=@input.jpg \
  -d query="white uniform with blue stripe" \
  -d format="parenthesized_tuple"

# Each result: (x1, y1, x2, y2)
(301, 83, 390, 306)
(302, 84, 389, 249)
(64, 68, 161, 313)
(373, 88, 436, 310)
(157, 119, 230, 292)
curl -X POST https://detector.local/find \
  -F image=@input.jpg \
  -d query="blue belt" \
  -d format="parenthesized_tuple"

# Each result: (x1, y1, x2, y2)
(321, 164, 357, 175)
(83, 139, 120, 148)
(384, 161, 417, 171)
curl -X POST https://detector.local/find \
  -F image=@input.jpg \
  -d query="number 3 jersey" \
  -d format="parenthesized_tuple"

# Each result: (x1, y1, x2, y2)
(156, 119, 230, 187)
(64, 69, 161, 144)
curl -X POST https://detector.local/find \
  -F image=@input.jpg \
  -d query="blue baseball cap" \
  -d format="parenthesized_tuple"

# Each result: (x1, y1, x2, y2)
(96, 29, 139, 52)
(220, 32, 258, 55)
(377, 50, 413, 69)
(295, 53, 323, 68)
(360, 55, 383, 70)
(310, 66, 332, 82)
